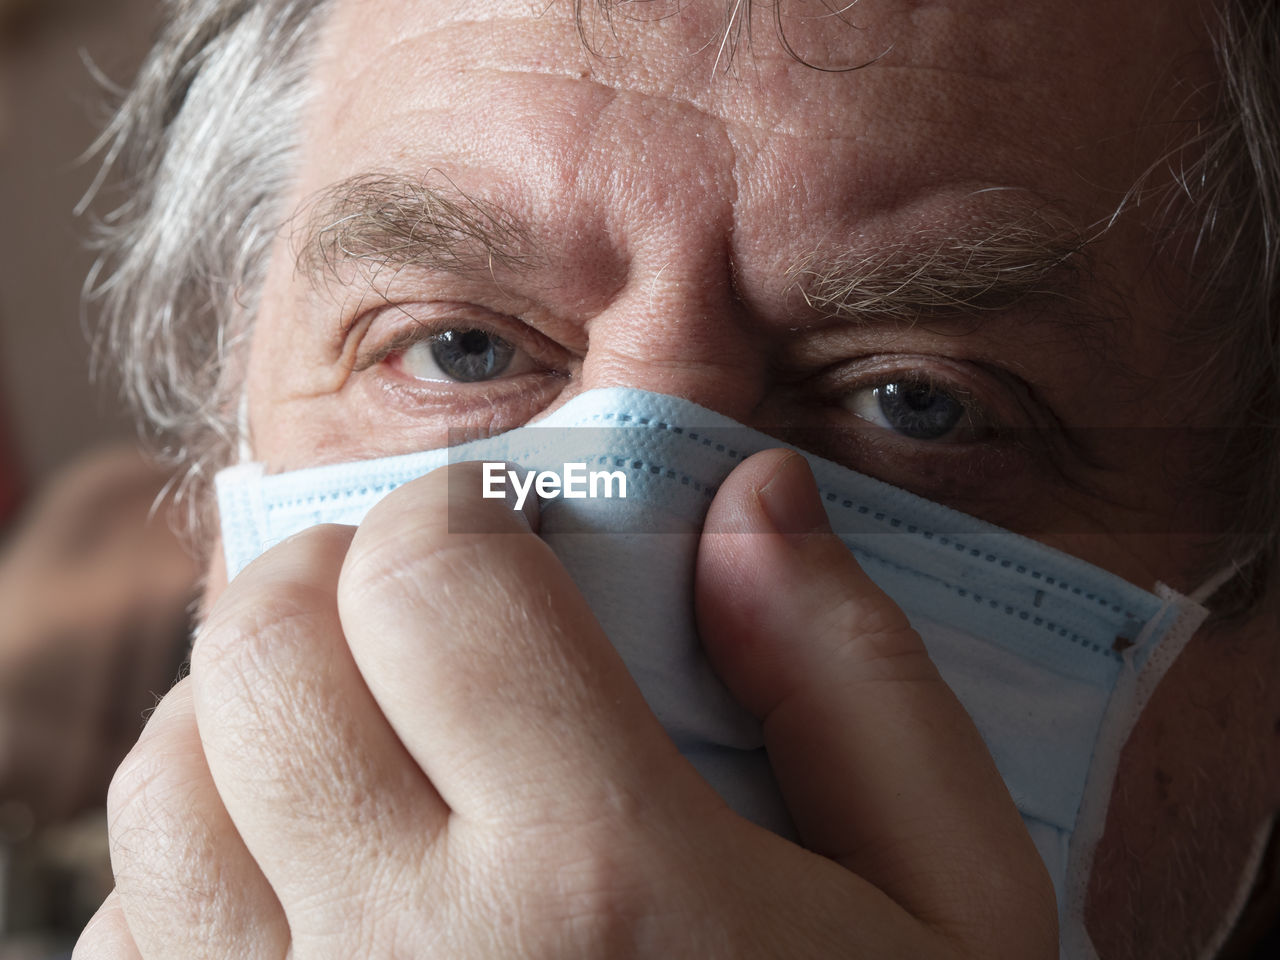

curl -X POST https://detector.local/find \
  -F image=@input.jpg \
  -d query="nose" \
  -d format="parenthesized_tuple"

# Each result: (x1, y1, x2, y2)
(572, 260, 771, 424)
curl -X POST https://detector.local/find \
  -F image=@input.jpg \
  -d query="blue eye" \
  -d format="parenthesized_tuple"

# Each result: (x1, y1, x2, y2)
(845, 380, 973, 441)
(400, 329, 527, 382)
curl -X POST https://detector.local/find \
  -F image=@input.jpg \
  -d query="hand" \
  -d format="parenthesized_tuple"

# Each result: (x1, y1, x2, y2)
(75, 451, 1055, 959)
(0, 446, 196, 823)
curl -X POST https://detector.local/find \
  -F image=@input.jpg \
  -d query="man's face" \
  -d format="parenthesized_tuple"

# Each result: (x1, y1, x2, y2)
(229, 0, 1280, 953)
(246, 0, 1231, 591)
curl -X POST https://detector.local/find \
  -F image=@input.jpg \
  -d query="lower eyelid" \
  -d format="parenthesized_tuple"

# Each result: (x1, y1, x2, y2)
(364, 364, 568, 424)
(787, 406, 1047, 507)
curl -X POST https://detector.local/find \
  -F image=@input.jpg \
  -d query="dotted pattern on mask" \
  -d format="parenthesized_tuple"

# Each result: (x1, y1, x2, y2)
(585, 410, 1149, 663)
(250, 406, 1159, 666)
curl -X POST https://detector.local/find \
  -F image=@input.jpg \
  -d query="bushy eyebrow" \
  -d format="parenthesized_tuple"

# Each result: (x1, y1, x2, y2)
(294, 173, 1102, 328)
(786, 206, 1100, 325)
(293, 172, 533, 291)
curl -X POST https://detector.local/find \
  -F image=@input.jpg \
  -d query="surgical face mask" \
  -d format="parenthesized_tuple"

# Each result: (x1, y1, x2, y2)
(217, 387, 1222, 958)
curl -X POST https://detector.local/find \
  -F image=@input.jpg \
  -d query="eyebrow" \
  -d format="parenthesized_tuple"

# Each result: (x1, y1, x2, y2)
(294, 172, 533, 291)
(786, 206, 1099, 325)
(295, 173, 1101, 327)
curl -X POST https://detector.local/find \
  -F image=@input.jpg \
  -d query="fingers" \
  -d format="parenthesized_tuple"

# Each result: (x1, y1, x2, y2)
(337, 462, 713, 828)
(190, 524, 446, 937)
(105, 678, 289, 960)
(696, 450, 1056, 951)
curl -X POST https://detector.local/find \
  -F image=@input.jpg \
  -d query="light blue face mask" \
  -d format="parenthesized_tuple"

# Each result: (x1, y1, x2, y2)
(216, 387, 1220, 958)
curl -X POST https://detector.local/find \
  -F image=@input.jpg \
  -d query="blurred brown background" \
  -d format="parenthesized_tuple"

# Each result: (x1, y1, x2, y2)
(1, 2, 175, 958)
(0, 0, 158, 485)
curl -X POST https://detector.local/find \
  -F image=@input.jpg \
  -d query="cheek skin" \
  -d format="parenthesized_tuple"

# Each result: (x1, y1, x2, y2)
(1087, 599, 1280, 956)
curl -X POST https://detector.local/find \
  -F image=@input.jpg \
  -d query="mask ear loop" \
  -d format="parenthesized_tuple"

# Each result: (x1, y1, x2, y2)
(1188, 551, 1259, 606)
(1061, 581, 1212, 960)
(1063, 556, 1262, 958)
(236, 391, 253, 463)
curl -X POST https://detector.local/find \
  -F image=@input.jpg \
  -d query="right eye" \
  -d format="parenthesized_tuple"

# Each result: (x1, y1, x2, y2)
(398, 328, 538, 383)
(843, 377, 988, 442)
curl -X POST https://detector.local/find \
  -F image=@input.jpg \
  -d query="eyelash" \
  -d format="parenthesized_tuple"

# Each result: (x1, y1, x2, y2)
(821, 357, 1013, 432)
(355, 301, 567, 370)
(348, 306, 1042, 477)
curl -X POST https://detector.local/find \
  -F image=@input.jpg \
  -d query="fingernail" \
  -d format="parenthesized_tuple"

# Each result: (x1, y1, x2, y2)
(757, 452, 831, 539)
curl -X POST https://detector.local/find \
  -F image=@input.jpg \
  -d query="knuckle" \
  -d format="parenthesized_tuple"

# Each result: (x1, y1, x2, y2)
(516, 826, 640, 956)
(196, 520, 349, 664)
(193, 575, 332, 694)
(106, 696, 196, 834)
(354, 467, 451, 542)
(189, 587, 341, 804)
(340, 517, 539, 620)
(343, 464, 534, 603)
(105, 745, 155, 832)
(815, 590, 939, 686)
(105, 755, 236, 930)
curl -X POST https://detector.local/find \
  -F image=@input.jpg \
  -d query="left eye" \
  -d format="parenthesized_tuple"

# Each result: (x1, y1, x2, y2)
(399, 329, 535, 382)
(844, 380, 980, 441)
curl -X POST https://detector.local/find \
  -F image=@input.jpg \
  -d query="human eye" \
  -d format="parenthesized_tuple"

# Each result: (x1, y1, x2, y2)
(818, 355, 1008, 446)
(349, 303, 572, 428)
(393, 328, 537, 383)
(842, 376, 989, 443)
(795, 353, 1062, 505)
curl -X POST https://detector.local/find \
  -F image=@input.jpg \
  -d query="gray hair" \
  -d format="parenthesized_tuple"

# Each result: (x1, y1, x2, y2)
(88, 0, 1280, 602)
(1167, 2, 1280, 608)
(87, 0, 332, 533)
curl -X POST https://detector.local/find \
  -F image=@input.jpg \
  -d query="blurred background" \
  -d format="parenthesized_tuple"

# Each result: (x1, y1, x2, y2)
(0, 1, 198, 956)
(0, 0, 152, 477)
(0, 5, 1277, 960)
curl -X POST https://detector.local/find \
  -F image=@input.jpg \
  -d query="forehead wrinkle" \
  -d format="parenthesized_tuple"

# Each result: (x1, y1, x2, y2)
(319, 8, 861, 149)
(311, 5, 1068, 229)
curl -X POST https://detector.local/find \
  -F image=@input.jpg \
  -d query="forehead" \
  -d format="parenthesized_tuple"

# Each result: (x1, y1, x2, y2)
(301, 0, 1206, 241)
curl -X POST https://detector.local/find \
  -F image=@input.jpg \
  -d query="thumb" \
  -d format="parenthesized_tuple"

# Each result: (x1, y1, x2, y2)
(695, 449, 1055, 948)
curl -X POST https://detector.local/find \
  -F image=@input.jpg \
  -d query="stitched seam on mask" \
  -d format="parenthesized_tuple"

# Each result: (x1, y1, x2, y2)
(822, 497, 1141, 621)
(257, 408, 1143, 631)
(582, 411, 755, 464)
(261, 448, 719, 513)
(596, 454, 720, 496)
(561, 416, 1129, 661)
(258, 453, 1121, 662)
(851, 550, 1125, 663)
(260, 434, 597, 512)
(591, 410, 1142, 621)
(262, 482, 405, 521)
